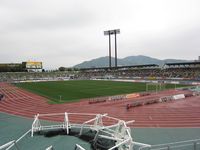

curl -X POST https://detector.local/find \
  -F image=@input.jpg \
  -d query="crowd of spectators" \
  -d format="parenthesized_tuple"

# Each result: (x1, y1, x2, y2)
(77, 66, 200, 81)
(0, 71, 77, 82)
(0, 64, 200, 82)
(163, 67, 200, 79)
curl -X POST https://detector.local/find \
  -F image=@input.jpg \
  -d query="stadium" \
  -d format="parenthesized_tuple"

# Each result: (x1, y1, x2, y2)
(1, 1, 200, 149)
(0, 59, 200, 150)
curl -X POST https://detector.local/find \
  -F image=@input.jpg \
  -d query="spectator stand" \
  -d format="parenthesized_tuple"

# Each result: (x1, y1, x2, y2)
(1, 112, 200, 150)
(30, 112, 139, 150)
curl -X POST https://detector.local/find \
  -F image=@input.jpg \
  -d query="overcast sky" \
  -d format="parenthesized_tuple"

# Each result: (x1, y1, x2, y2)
(0, 0, 200, 69)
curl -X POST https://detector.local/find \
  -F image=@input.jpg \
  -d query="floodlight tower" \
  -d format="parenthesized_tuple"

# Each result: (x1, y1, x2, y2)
(104, 29, 120, 68)
(104, 30, 112, 68)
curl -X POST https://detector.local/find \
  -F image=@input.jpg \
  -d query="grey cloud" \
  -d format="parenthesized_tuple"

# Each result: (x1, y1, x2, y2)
(0, 8, 96, 32)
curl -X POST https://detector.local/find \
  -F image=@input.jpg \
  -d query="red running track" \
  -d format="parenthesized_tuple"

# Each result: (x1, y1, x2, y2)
(0, 82, 200, 127)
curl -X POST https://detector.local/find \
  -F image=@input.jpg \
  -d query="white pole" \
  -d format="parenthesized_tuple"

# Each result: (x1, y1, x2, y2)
(0, 141, 15, 149)
(59, 95, 62, 102)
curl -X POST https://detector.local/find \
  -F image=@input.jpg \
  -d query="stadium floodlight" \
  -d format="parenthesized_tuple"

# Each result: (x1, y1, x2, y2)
(104, 29, 120, 68)
(104, 29, 120, 35)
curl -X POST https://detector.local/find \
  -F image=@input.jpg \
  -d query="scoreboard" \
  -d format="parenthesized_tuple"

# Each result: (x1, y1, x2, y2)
(22, 62, 42, 69)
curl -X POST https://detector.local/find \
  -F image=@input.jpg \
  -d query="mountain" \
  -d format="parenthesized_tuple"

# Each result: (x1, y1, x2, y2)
(74, 55, 188, 68)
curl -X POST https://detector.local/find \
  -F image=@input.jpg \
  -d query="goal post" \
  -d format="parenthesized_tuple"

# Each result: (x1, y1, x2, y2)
(146, 82, 165, 93)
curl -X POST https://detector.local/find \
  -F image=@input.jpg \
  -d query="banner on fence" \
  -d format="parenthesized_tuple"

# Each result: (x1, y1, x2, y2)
(173, 94, 185, 100)
(126, 93, 140, 99)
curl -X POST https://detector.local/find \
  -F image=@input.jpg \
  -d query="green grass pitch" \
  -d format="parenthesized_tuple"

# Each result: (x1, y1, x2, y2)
(15, 80, 186, 103)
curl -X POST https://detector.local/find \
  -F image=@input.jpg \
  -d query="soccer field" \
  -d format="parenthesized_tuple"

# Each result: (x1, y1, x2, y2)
(15, 80, 186, 103)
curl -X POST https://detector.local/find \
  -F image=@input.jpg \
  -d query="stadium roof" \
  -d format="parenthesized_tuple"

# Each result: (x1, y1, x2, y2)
(165, 61, 200, 67)
(80, 64, 159, 71)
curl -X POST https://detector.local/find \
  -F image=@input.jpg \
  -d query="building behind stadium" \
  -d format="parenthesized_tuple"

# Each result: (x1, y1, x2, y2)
(0, 61, 43, 72)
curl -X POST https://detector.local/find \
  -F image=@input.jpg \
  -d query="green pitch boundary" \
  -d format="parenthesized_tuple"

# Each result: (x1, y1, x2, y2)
(14, 80, 187, 103)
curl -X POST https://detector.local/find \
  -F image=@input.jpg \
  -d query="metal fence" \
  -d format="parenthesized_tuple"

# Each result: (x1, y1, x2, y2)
(139, 138, 200, 150)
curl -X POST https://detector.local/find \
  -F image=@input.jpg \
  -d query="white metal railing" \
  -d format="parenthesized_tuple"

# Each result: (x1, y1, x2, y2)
(139, 138, 200, 150)
(74, 144, 86, 150)
(45, 145, 53, 150)
(30, 112, 136, 150)
(31, 113, 69, 137)
(0, 130, 31, 150)
(0, 141, 15, 150)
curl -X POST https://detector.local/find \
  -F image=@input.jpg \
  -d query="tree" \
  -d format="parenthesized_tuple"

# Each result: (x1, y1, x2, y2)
(58, 67, 65, 71)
